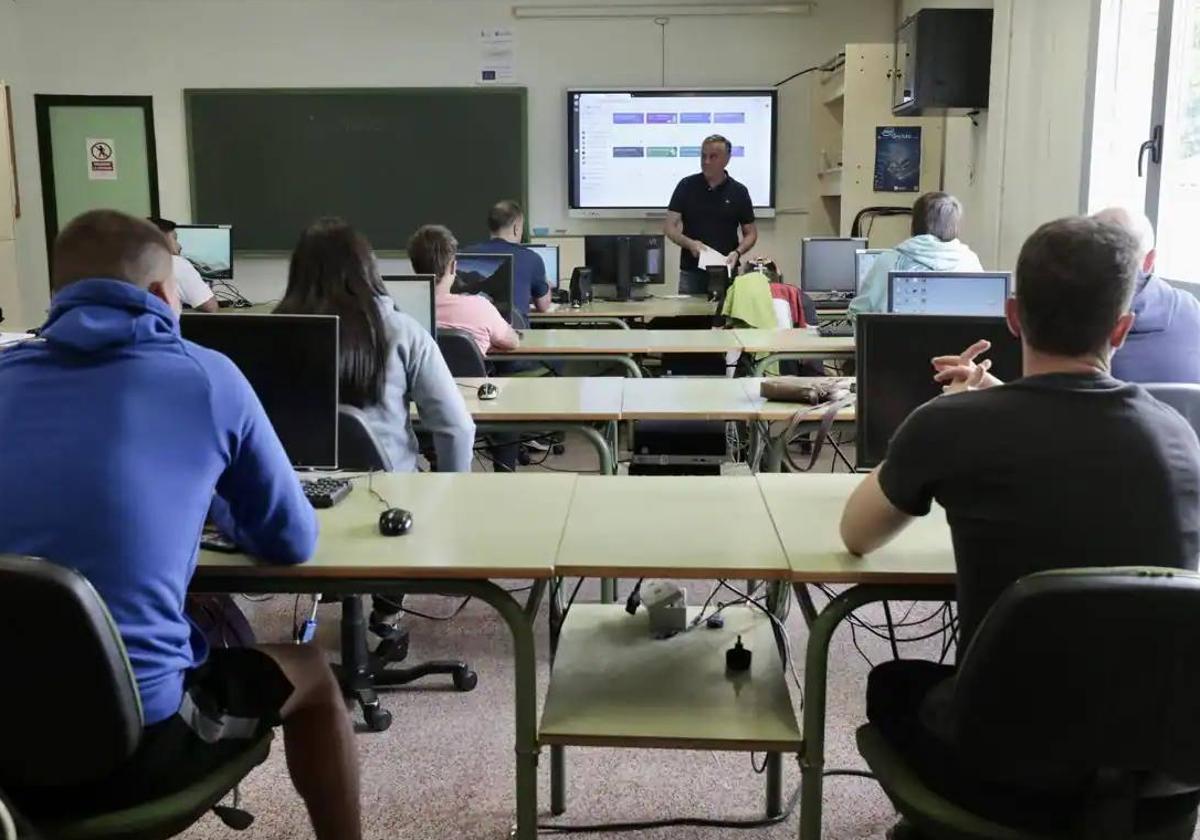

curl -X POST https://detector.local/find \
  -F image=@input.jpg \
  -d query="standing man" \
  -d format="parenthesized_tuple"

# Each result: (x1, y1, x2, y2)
(463, 200, 551, 325)
(148, 217, 219, 313)
(664, 134, 758, 295)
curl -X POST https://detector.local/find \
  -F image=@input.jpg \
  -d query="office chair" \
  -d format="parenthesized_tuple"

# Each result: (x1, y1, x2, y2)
(0, 555, 271, 839)
(436, 328, 487, 377)
(335, 406, 477, 733)
(1145, 383, 1200, 439)
(857, 567, 1200, 840)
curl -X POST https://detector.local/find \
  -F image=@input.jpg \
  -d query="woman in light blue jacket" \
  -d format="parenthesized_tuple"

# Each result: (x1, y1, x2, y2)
(848, 192, 983, 319)
(274, 218, 475, 472)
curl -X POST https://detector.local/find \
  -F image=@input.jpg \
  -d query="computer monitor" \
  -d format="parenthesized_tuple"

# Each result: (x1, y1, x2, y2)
(887, 271, 1012, 317)
(381, 275, 436, 336)
(532, 235, 585, 282)
(856, 314, 1022, 470)
(180, 313, 339, 469)
(584, 235, 665, 298)
(527, 244, 560, 290)
(800, 237, 869, 295)
(452, 253, 516, 324)
(175, 224, 233, 282)
(855, 249, 886, 292)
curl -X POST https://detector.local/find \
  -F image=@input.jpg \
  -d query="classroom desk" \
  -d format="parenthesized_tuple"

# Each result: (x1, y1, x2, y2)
(547, 475, 796, 817)
(735, 329, 856, 376)
(491, 329, 742, 378)
(450, 377, 624, 474)
(193, 472, 578, 840)
(529, 297, 717, 329)
(758, 473, 955, 840)
(748, 378, 857, 473)
(620, 376, 764, 421)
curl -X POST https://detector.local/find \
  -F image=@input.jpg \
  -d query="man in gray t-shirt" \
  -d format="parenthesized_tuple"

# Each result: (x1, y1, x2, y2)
(840, 216, 1200, 828)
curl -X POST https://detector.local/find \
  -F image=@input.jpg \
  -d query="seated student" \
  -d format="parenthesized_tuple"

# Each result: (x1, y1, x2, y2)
(274, 218, 474, 472)
(463, 199, 552, 320)
(410, 223, 520, 358)
(148, 216, 219, 312)
(847, 192, 983, 319)
(1093, 206, 1200, 384)
(840, 216, 1200, 830)
(0, 210, 361, 839)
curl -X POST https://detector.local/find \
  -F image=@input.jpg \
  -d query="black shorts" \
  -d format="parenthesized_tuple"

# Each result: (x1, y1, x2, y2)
(12, 647, 293, 818)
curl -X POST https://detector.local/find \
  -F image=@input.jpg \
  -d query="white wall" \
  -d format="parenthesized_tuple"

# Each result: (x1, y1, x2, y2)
(6, 0, 895, 311)
(0, 0, 30, 326)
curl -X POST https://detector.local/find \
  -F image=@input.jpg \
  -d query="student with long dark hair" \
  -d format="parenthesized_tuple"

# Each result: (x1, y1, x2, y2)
(275, 218, 474, 472)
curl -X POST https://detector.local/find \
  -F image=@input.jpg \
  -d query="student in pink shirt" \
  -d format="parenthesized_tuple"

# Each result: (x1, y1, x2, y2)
(408, 224, 519, 358)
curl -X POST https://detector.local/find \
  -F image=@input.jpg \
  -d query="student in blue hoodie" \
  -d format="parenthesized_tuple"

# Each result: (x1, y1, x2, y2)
(1094, 206, 1200, 384)
(0, 211, 361, 840)
(848, 192, 984, 319)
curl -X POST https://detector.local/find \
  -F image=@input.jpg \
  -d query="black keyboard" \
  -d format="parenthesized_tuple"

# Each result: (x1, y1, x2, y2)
(301, 477, 352, 509)
(819, 319, 855, 338)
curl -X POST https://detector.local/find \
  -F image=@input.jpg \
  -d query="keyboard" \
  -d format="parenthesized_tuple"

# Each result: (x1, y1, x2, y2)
(818, 319, 855, 338)
(301, 477, 352, 509)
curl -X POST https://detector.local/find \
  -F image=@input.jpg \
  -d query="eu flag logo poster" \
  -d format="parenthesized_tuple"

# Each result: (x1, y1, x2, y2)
(874, 127, 921, 192)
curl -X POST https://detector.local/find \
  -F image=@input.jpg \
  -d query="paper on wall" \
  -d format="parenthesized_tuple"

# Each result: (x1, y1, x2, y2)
(86, 138, 118, 181)
(478, 26, 515, 84)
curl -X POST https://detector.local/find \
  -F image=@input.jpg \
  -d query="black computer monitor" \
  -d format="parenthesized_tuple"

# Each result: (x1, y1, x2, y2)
(888, 271, 1012, 317)
(381, 275, 436, 337)
(584, 235, 665, 298)
(800, 237, 869, 295)
(856, 314, 1022, 470)
(527, 244, 560, 290)
(175, 224, 233, 282)
(180, 313, 340, 469)
(453, 253, 516, 324)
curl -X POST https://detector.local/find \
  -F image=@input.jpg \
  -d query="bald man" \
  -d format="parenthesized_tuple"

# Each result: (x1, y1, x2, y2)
(0, 210, 360, 839)
(1093, 207, 1200, 384)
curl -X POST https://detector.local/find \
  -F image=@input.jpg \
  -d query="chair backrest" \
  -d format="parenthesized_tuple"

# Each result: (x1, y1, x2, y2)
(1145, 383, 1200, 439)
(436, 327, 488, 377)
(0, 556, 142, 789)
(954, 567, 1200, 791)
(337, 404, 393, 472)
(800, 291, 818, 327)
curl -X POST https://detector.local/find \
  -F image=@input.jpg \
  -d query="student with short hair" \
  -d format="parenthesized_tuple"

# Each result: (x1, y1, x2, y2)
(0, 210, 361, 840)
(148, 216, 219, 312)
(274, 218, 474, 472)
(847, 192, 983, 319)
(463, 200, 552, 320)
(410, 223, 520, 357)
(841, 216, 1200, 831)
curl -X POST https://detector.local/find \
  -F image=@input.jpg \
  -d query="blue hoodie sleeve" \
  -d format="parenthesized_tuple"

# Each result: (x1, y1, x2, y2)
(203, 353, 319, 564)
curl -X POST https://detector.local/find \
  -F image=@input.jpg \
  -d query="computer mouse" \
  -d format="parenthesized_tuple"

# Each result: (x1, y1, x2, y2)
(378, 507, 413, 537)
(477, 382, 499, 400)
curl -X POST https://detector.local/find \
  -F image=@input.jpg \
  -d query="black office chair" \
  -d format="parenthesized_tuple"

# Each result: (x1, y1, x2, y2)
(334, 406, 477, 733)
(857, 567, 1200, 840)
(0, 555, 271, 839)
(1145, 383, 1200, 440)
(436, 327, 487, 377)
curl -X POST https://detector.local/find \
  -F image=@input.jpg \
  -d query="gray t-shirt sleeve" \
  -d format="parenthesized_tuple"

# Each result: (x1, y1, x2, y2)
(392, 313, 476, 473)
(877, 399, 945, 517)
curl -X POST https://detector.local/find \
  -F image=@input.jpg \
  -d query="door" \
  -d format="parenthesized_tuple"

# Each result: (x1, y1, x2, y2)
(34, 95, 159, 269)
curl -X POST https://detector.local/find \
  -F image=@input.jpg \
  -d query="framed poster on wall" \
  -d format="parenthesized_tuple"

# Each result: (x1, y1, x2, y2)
(874, 126, 921, 192)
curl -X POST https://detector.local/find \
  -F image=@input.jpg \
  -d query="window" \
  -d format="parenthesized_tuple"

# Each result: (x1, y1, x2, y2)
(1156, 0, 1200, 280)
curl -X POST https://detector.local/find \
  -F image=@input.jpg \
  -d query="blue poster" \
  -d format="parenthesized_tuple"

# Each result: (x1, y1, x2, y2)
(874, 126, 922, 192)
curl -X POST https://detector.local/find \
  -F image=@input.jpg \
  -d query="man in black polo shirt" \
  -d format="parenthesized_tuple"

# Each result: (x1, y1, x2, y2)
(840, 216, 1200, 834)
(664, 134, 757, 295)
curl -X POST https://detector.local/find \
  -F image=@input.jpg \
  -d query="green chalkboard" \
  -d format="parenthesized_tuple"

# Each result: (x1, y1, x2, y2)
(185, 88, 527, 253)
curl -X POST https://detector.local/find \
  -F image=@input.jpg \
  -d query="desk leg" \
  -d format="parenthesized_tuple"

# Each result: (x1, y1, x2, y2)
(764, 580, 786, 817)
(794, 582, 954, 840)
(548, 578, 568, 815)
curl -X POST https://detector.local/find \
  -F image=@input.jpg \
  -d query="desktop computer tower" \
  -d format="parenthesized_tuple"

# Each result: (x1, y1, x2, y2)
(616, 236, 633, 302)
(628, 420, 727, 476)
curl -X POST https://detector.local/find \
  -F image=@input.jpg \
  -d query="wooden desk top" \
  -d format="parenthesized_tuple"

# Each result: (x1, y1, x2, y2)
(745, 378, 857, 423)
(194, 473, 575, 580)
(494, 329, 741, 356)
(539, 605, 801, 751)
(531, 298, 716, 321)
(555, 476, 790, 579)
(734, 328, 855, 356)
(621, 376, 764, 421)
(756, 474, 955, 583)
(451, 377, 624, 421)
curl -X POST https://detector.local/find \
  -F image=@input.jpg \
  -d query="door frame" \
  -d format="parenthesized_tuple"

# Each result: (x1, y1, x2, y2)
(34, 94, 160, 266)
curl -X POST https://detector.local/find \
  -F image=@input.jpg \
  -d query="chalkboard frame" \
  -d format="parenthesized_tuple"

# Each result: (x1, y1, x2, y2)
(184, 86, 529, 256)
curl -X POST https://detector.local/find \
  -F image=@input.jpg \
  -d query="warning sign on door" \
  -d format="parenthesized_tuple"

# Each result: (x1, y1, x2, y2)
(86, 138, 117, 181)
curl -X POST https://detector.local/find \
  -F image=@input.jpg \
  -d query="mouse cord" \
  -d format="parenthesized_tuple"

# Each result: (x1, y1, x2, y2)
(366, 472, 391, 509)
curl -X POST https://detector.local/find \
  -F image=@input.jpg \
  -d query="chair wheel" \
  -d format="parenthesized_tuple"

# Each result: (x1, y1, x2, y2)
(552, 444, 565, 455)
(363, 704, 392, 732)
(453, 668, 478, 692)
(517, 450, 532, 466)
